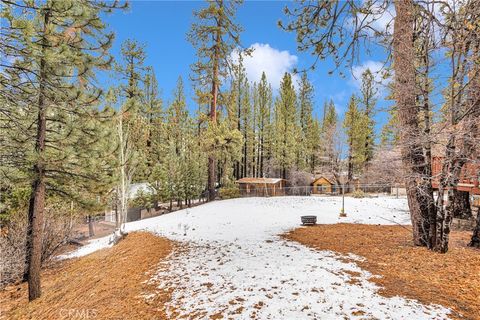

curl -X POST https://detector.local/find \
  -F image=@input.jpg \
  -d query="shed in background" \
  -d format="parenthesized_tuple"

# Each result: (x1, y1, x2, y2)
(236, 178, 287, 197)
(312, 176, 337, 194)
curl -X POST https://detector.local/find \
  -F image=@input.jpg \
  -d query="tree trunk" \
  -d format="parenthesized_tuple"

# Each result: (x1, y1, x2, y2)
(468, 207, 480, 247)
(117, 116, 129, 234)
(451, 190, 472, 219)
(88, 215, 95, 237)
(114, 198, 119, 229)
(208, 12, 221, 202)
(25, 9, 51, 301)
(434, 134, 470, 252)
(419, 37, 437, 248)
(26, 170, 46, 301)
(393, 0, 436, 246)
(259, 135, 264, 177)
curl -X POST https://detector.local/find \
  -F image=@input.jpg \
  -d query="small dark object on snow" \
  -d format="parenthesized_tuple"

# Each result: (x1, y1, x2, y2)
(301, 215, 317, 226)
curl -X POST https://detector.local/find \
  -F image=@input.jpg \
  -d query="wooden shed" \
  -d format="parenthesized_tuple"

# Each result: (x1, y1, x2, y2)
(312, 176, 337, 194)
(236, 178, 287, 197)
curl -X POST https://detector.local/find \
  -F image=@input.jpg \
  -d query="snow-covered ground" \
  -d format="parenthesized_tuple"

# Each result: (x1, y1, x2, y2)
(62, 196, 450, 319)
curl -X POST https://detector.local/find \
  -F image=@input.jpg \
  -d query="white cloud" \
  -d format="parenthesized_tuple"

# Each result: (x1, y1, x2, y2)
(351, 60, 390, 89)
(232, 43, 299, 91)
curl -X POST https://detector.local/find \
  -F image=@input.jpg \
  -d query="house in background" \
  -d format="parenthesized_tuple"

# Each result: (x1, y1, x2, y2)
(432, 156, 480, 196)
(127, 182, 157, 199)
(311, 176, 337, 194)
(430, 123, 480, 200)
(105, 182, 158, 223)
(236, 178, 287, 197)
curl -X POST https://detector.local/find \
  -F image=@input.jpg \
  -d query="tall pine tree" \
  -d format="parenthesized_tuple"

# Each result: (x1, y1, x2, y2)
(344, 95, 368, 185)
(359, 68, 377, 164)
(0, 0, 124, 300)
(255, 72, 274, 177)
(297, 72, 319, 173)
(274, 73, 298, 179)
(188, 0, 243, 200)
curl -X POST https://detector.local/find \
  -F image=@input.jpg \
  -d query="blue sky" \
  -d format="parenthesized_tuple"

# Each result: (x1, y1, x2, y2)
(100, 0, 392, 133)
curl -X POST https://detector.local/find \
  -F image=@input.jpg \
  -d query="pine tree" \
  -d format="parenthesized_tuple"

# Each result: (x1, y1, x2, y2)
(148, 77, 208, 209)
(321, 100, 338, 161)
(114, 39, 150, 182)
(188, 0, 243, 200)
(323, 100, 337, 130)
(359, 69, 377, 164)
(168, 77, 190, 205)
(230, 52, 246, 178)
(241, 80, 255, 177)
(255, 72, 273, 177)
(297, 72, 319, 173)
(274, 73, 298, 179)
(203, 115, 243, 187)
(182, 120, 208, 206)
(344, 95, 368, 185)
(229, 54, 254, 179)
(117, 39, 146, 109)
(108, 39, 151, 230)
(142, 67, 163, 151)
(380, 84, 400, 147)
(0, 0, 124, 300)
(320, 100, 341, 183)
(308, 118, 322, 173)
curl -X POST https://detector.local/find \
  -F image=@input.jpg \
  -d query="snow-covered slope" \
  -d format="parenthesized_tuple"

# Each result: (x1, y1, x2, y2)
(62, 196, 450, 319)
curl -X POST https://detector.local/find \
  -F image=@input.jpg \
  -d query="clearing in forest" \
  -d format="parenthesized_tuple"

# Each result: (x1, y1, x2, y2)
(62, 196, 452, 319)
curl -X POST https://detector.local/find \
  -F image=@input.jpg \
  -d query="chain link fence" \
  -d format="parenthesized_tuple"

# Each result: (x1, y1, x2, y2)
(237, 184, 405, 198)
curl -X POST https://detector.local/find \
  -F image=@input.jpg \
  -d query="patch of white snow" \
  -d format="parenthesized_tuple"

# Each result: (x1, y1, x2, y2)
(62, 196, 450, 319)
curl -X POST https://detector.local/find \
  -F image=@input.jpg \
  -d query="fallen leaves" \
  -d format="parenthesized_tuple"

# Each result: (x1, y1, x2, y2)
(284, 223, 480, 320)
(0, 232, 173, 320)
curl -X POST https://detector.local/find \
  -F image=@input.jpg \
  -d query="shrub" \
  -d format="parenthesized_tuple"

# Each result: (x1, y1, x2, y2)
(352, 189, 366, 198)
(130, 192, 154, 209)
(219, 186, 240, 199)
(0, 204, 77, 289)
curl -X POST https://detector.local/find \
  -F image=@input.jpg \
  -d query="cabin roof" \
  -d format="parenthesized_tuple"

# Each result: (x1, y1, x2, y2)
(236, 177, 285, 184)
(128, 182, 156, 199)
(312, 176, 334, 185)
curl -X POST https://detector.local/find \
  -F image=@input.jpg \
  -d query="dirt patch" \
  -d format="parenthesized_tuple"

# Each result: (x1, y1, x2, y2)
(0, 232, 173, 320)
(284, 224, 480, 320)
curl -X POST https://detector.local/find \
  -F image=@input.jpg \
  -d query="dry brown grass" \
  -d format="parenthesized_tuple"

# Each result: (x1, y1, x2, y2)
(0, 232, 172, 320)
(284, 224, 480, 320)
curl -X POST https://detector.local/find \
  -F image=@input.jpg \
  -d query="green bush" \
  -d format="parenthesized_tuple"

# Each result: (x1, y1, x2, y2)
(352, 189, 366, 198)
(219, 186, 240, 199)
(130, 189, 155, 209)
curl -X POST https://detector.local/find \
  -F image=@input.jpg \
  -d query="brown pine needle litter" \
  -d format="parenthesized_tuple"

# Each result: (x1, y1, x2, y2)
(284, 223, 480, 320)
(0, 232, 173, 320)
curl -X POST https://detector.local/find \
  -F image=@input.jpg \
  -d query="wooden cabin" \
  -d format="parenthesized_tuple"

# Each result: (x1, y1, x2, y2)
(431, 156, 480, 195)
(236, 178, 287, 197)
(430, 122, 480, 197)
(312, 176, 337, 194)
